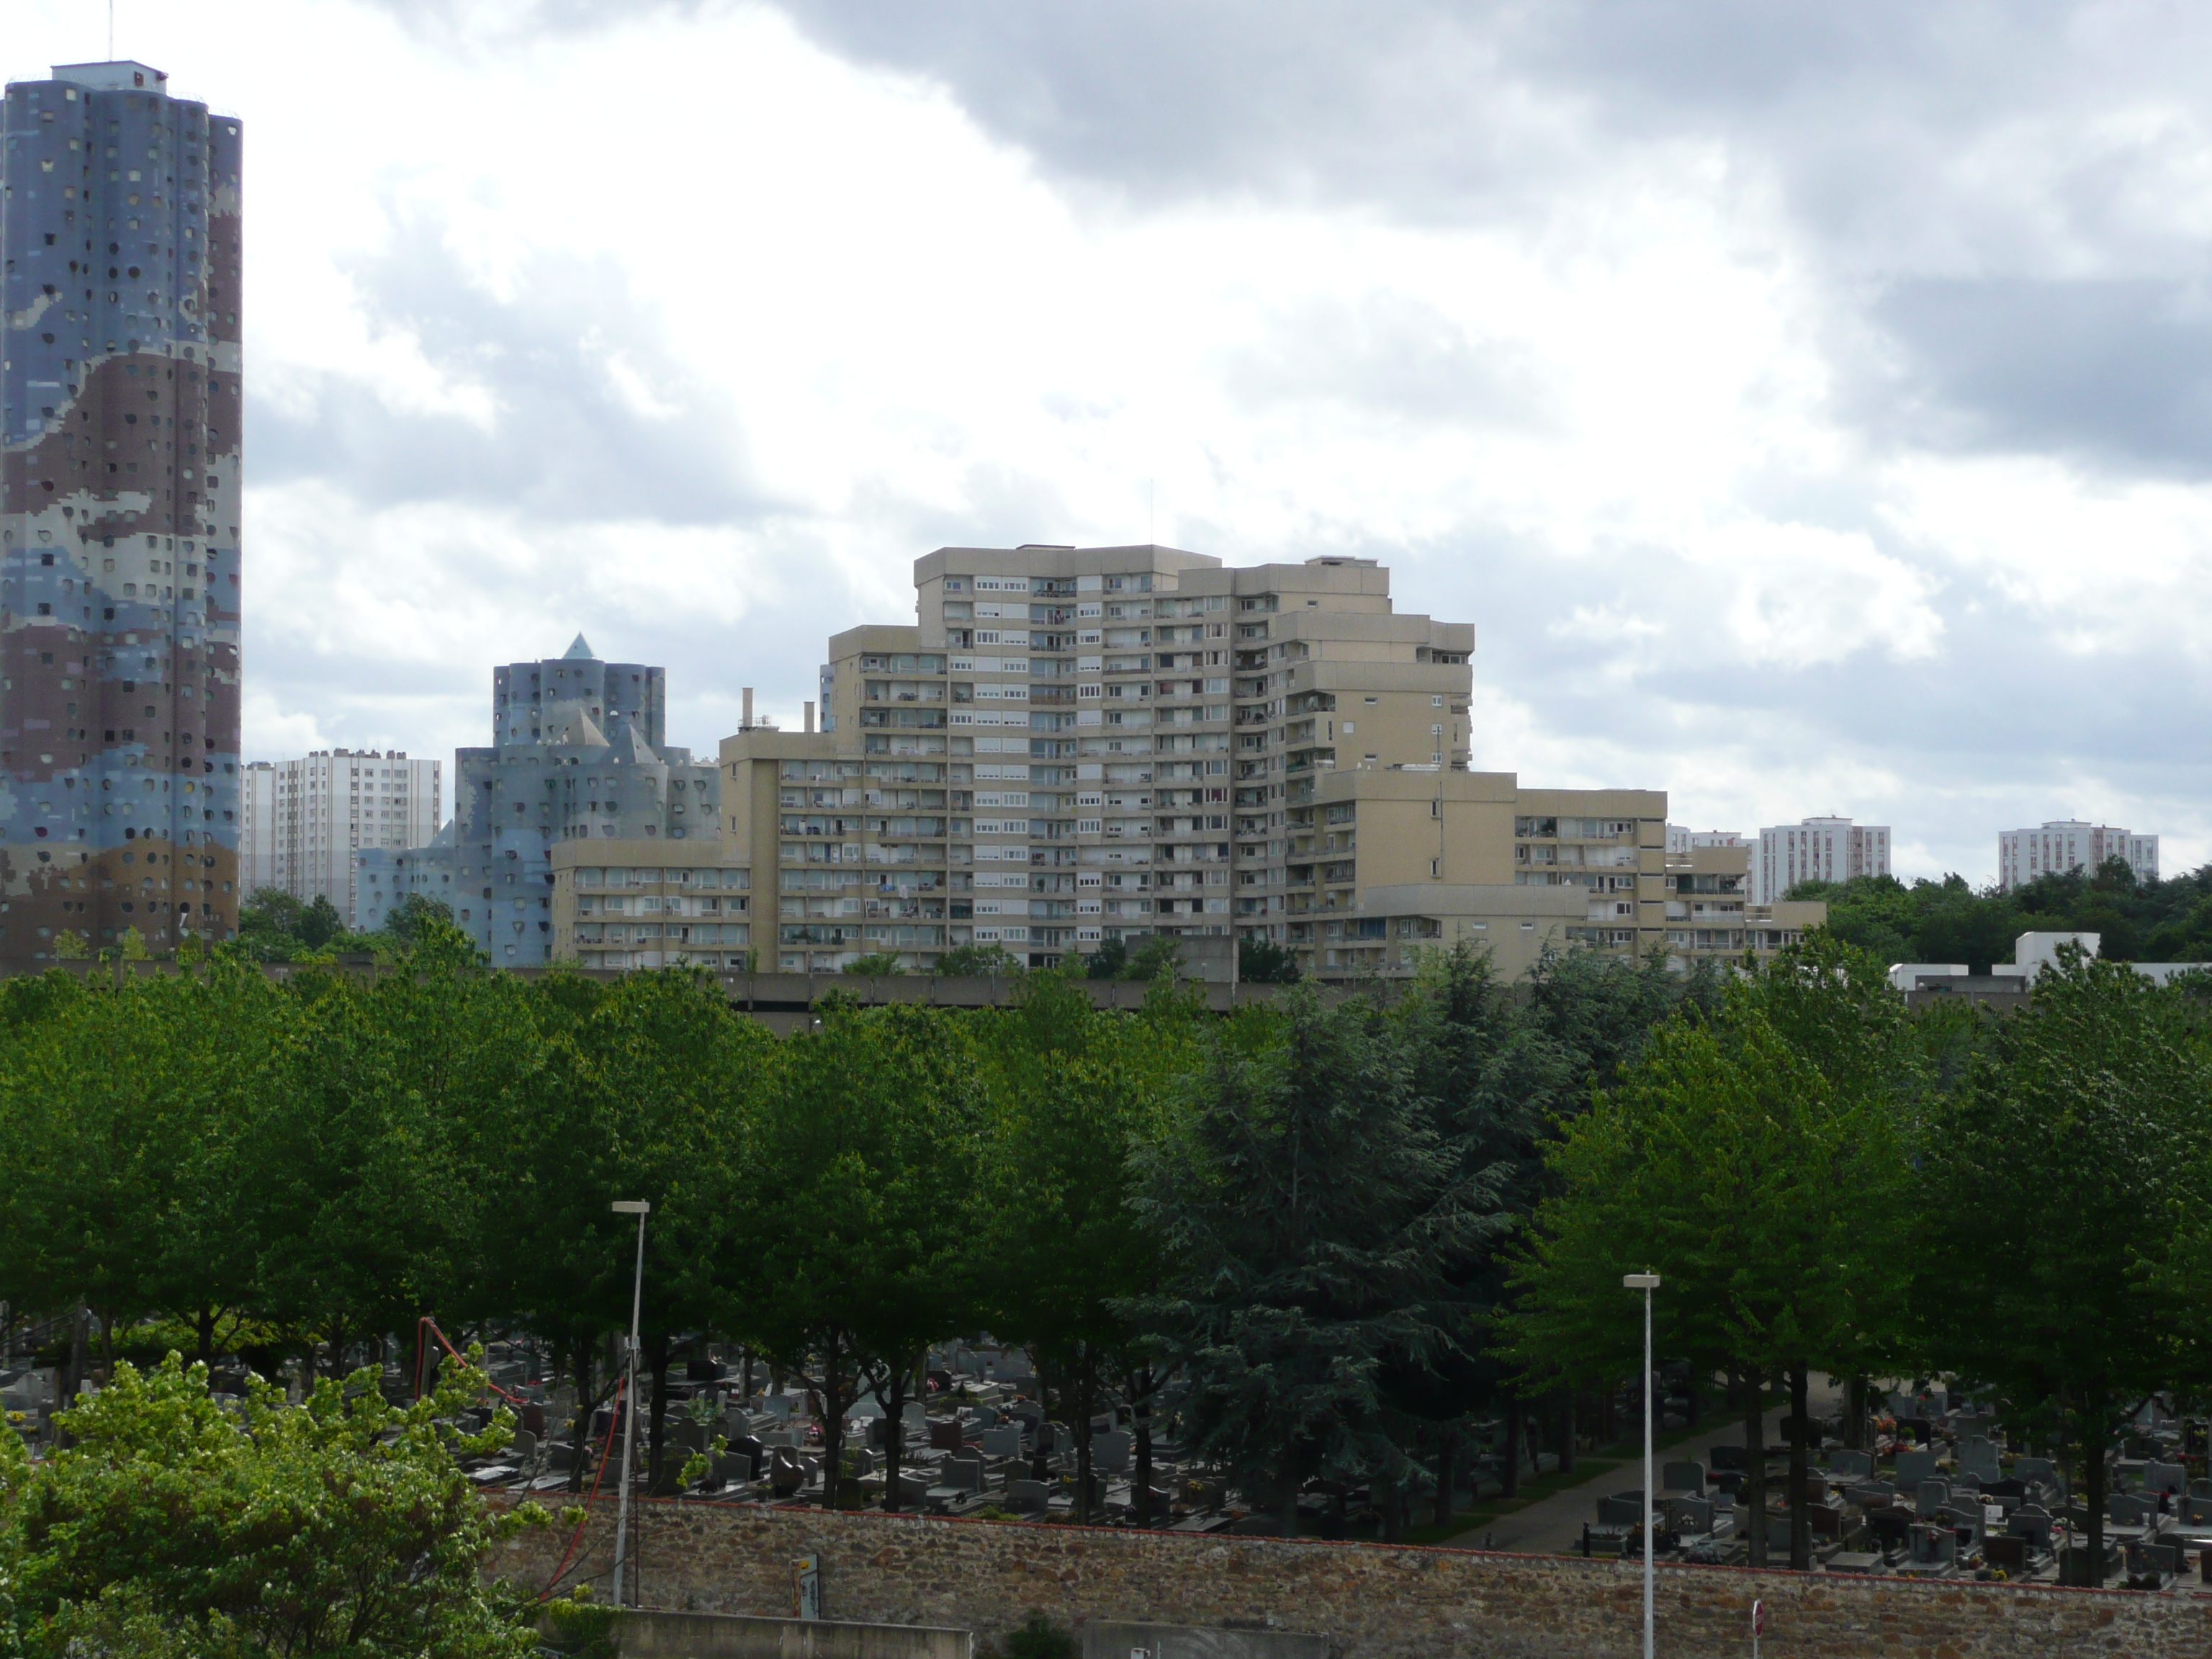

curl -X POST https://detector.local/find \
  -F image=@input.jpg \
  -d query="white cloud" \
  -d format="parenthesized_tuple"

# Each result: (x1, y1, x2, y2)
(10, 0, 2210, 885)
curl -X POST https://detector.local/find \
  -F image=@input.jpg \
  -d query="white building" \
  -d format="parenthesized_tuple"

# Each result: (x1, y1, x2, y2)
(1997, 821, 2158, 891)
(238, 750, 443, 927)
(1751, 817, 1891, 904)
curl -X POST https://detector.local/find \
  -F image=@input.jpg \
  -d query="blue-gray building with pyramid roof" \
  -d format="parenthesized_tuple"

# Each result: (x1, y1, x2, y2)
(354, 637, 721, 965)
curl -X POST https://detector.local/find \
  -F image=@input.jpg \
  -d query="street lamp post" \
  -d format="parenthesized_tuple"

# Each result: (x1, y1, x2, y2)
(611, 1200, 651, 1609)
(1624, 1272, 1661, 1659)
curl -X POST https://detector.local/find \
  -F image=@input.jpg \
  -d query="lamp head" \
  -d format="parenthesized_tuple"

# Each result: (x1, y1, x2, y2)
(611, 1200, 651, 1215)
(1622, 1272, 1660, 1290)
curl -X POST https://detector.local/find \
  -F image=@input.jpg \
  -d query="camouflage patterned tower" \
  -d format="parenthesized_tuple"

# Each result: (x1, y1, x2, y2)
(0, 61, 243, 962)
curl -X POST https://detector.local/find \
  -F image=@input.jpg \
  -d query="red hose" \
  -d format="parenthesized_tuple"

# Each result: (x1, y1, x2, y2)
(539, 1373, 629, 1601)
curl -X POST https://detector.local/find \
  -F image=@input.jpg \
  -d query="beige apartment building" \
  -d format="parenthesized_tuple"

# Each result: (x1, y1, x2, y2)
(712, 542, 1821, 980)
(1285, 773, 1823, 979)
(548, 837, 752, 971)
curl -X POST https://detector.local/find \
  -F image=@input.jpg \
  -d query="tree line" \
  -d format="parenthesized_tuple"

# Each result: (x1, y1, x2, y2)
(4, 921, 2206, 1583)
(0, 925, 1697, 1524)
(1796, 855, 2212, 971)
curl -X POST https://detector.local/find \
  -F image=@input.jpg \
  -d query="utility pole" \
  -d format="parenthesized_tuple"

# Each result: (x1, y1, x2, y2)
(610, 1200, 651, 1608)
(1624, 1272, 1661, 1659)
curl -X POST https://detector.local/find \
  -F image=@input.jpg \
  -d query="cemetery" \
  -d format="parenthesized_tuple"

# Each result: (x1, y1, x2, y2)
(8, 925, 2212, 1651)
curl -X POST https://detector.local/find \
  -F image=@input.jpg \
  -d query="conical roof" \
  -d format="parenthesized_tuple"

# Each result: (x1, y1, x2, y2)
(563, 633, 595, 660)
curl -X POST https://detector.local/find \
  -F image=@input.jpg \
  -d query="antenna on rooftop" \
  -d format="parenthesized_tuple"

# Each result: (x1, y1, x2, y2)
(108, 0, 115, 61)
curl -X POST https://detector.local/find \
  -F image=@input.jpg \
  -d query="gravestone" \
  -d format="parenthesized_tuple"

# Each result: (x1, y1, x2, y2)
(1984, 1533, 2028, 1574)
(1959, 1437, 2002, 1479)
(1827, 1449, 1873, 1480)
(929, 1418, 965, 1452)
(1661, 1460, 1706, 1493)
(2143, 1460, 2188, 1496)
(1894, 1449, 1939, 1484)
(1093, 1430, 1133, 1474)
(1007, 1479, 1050, 1513)
(2013, 1457, 2057, 1485)
(941, 1455, 985, 1491)
(1666, 1495, 1714, 1534)
(981, 1424, 1024, 1460)
(1915, 1478, 1951, 1519)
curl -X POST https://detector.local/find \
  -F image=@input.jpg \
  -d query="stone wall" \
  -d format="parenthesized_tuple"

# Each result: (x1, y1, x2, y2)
(490, 1500, 2212, 1658)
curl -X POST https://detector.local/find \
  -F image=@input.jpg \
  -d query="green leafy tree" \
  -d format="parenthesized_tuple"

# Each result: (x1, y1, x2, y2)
(937, 943, 1024, 977)
(1506, 938, 1917, 1567)
(1120, 935, 1182, 982)
(1084, 940, 1128, 980)
(734, 1000, 986, 1511)
(0, 1352, 544, 1658)
(981, 973, 1187, 1521)
(841, 952, 906, 976)
(1236, 937, 1301, 984)
(1917, 950, 2212, 1581)
(1130, 986, 1503, 1534)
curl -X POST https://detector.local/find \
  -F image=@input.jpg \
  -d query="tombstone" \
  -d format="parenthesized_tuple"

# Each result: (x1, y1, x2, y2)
(1597, 1493, 1644, 1527)
(763, 1393, 797, 1421)
(1866, 1508, 1913, 1552)
(2143, 1460, 2188, 1497)
(1909, 1522, 1956, 1566)
(904, 1400, 930, 1429)
(930, 1419, 966, 1452)
(670, 1419, 709, 1455)
(1667, 1495, 1715, 1535)
(2014, 1456, 2057, 1485)
(1707, 1444, 1748, 1473)
(1809, 1502, 1845, 1540)
(1037, 1421, 1071, 1455)
(1984, 1533, 2028, 1575)
(1894, 1449, 1939, 1485)
(1959, 1437, 2002, 1480)
(544, 1442, 577, 1473)
(2109, 1492, 2154, 1525)
(1915, 1478, 1951, 1519)
(1092, 1430, 1133, 1475)
(712, 1449, 755, 1486)
(2186, 1491, 2212, 1526)
(1845, 1483, 1894, 1509)
(1938, 1503, 1983, 1543)
(941, 1455, 986, 1492)
(1661, 1460, 1707, 1494)
(685, 1358, 724, 1382)
(769, 1447, 806, 1498)
(510, 1429, 539, 1464)
(1827, 1449, 1873, 1480)
(968, 1404, 999, 1428)
(981, 1424, 1024, 1460)
(1007, 1479, 1050, 1514)
(842, 1446, 877, 1480)
(762, 1429, 798, 1449)
(521, 1401, 548, 1437)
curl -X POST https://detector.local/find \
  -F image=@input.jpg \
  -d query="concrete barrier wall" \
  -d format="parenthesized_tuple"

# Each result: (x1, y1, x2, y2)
(490, 1500, 2212, 1658)
(613, 1609, 970, 1659)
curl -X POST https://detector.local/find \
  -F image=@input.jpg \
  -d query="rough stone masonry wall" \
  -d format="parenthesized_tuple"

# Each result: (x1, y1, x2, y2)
(488, 1501, 2212, 1658)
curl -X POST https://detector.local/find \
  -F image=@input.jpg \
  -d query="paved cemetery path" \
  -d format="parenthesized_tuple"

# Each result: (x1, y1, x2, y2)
(1446, 1379, 1843, 1556)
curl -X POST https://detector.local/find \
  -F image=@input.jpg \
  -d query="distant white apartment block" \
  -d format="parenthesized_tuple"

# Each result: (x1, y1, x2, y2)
(1666, 826, 1748, 856)
(1997, 821, 2158, 890)
(1751, 817, 1891, 904)
(240, 750, 443, 927)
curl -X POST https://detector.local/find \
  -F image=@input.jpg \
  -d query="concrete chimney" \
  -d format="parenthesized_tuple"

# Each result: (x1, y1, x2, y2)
(804, 701, 815, 734)
(742, 687, 754, 729)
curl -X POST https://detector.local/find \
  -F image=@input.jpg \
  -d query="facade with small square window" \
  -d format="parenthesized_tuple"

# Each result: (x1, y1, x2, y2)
(0, 60, 245, 961)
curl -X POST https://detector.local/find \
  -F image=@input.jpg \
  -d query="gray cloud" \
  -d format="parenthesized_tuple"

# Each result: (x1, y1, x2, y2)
(251, 215, 774, 526)
(1866, 279, 2212, 476)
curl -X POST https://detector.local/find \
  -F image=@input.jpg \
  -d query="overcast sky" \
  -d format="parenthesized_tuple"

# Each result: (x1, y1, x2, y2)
(16, 0, 2211, 884)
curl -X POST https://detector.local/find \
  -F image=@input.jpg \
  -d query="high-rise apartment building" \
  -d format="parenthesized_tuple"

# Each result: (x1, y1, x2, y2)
(0, 61, 243, 961)
(239, 749, 440, 925)
(379, 635, 720, 966)
(1750, 817, 1890, 904)
(716, 542, 1825, 979)
(726, 544, 1472, 971)
(1997, 821, 2159, 890)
